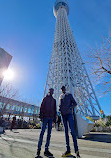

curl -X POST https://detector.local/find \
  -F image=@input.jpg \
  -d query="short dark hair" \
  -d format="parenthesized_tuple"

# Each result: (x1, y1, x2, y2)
(61, 86, 65, 90)
(49, 88, 54, 92)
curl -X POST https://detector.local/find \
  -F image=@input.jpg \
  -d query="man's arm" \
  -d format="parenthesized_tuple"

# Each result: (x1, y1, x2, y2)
(70, 94, 77, 107)
(59, 96, 62, 113)
(39, 97, 46, 118)
(54, 99, 57, 123)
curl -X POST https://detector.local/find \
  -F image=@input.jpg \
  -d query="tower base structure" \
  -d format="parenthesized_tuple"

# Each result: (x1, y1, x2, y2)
(76, 114, 94, 138)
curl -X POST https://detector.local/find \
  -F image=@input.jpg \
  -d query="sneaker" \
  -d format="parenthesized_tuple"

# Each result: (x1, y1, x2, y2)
(76, 151, 80, 158)
(62, 151, 71, 157)
(35, 149, 40, 158)
(44, 150, 53, 157)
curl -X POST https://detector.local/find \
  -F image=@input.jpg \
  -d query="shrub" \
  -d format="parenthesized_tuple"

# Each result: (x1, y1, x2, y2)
(94, 118, 107, 127)
(106, 116, 111, 126)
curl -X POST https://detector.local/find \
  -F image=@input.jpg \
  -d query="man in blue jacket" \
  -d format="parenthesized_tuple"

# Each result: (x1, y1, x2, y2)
(35, 88, 56, 158)
(59, 86, 80, 158)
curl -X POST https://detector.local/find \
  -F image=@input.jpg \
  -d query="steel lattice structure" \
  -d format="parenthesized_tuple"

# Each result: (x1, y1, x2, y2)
(44, 0, 101, 118)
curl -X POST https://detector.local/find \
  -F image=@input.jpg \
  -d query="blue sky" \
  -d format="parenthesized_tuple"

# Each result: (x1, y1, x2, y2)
(0, 0, 111, 115)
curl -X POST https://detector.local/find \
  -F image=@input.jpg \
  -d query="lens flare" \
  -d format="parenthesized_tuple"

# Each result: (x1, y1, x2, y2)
(3, 69, 15, 81)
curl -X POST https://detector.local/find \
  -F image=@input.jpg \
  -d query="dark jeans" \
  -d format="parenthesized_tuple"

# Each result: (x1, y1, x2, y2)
(37, 117, 53, 151)
(62, 114, 78, 153)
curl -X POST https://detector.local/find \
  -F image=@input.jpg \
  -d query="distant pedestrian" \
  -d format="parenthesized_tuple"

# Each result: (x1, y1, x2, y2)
(100, 110, 105, 119)
(0, 116, 5, 133)
(59, 86, 80, 158)
(35, 88, 57, 158)
(10, 115, 16, 131)
(57, 112, 61, 131)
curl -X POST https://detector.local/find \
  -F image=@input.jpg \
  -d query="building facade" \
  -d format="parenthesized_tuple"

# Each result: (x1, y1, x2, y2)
(0, 96, 39, 117)
(0, 48, 12, 85)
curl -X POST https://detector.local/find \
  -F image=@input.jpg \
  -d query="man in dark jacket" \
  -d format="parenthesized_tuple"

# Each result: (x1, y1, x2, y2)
(35, 88, 56, 158)
(10, 115, 16, 131)
(59, 86, 80, 158)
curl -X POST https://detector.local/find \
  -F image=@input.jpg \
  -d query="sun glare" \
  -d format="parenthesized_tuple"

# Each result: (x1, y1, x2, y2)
(3, 69, 15, 81)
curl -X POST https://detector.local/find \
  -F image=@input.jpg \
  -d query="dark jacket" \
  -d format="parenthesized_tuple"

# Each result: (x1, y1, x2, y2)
(59, 93, 77, 116)
(40, 94, 56, 119)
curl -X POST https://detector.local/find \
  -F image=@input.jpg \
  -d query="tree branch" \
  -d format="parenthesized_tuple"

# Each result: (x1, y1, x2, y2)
(101, 66, 111, 74)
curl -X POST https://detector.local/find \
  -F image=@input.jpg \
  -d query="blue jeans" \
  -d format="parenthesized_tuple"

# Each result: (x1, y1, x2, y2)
(62, 114, 78, 153)
(38, 117, 53, 151)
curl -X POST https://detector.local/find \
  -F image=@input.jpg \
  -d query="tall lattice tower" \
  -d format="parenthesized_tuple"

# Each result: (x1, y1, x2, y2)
(44, 0, 101, 118)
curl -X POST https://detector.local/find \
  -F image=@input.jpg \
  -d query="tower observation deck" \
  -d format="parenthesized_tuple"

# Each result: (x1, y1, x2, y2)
(44, 0, 101, 118)
(53, 0, 69, 17)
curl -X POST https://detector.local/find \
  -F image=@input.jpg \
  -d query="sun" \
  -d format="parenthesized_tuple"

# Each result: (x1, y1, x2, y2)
(3, 68, 15, 81)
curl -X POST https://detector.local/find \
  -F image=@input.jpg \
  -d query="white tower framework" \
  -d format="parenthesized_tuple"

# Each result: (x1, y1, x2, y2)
(44, 0, 101, 118)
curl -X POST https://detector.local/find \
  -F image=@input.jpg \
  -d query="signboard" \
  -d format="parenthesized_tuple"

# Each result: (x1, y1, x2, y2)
(0, 48, 12, 85)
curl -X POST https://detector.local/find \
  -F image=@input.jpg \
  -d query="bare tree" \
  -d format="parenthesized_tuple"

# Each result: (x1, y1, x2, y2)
(0, 82, 18, 117)
(86, 34, 111, 93)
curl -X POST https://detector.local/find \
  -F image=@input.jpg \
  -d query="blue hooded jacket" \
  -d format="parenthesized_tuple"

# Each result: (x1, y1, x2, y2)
(59, 93, 77, 115)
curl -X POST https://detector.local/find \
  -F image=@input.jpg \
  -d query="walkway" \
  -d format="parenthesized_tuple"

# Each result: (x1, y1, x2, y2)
(0, 129, 111, 158)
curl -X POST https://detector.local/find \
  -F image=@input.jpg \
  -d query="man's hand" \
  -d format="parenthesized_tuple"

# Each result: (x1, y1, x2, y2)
(39, 113, 43, 122)
(53, 117, 56, 123)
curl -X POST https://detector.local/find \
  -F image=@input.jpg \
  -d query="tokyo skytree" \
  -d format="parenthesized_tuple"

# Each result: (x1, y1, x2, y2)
(44, 0, 101, 118)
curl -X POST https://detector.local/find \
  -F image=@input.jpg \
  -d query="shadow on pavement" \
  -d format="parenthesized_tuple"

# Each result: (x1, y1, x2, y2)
(0, 153, 5, 158)
(83, 133, 111, 143)
(12, 131, 19, 133)
(67, 155, 76, 158)
(35, 156, 55, 158)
